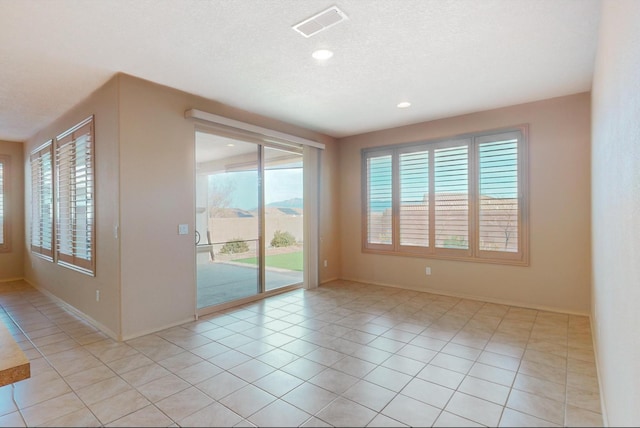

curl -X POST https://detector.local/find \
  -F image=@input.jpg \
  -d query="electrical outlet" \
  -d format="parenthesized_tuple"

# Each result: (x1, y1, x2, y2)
(178, 224, 189, 235)
(324, 260, 328, 268)
(96, 290, 100, 302)
(425, 267, 431, 275)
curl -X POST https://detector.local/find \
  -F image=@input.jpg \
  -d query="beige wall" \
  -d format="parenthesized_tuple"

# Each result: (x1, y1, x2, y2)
(23, 77, 121, 337)
(591, 1, 640, 425)
(117, 74, 339, 339)
(320, 133, 341, 282)
(19, 72, 340, 340)
(338, 93, 592, 314)
(0, 140, 24, 281)
(117, 75, 196, 339)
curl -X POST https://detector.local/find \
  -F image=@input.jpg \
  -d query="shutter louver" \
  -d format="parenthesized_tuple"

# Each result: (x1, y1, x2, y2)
(55, 117, 95, 274)
(0, 161, 4, 246)
(479, 138, 519, 252)
(367, 153, 392, 245)
(0, 155, 10, 252)
(362, 126, 526, 265)
(399, 150, 429, 247)
(434, 145, 469, 249)
(30, 143, 54, 258)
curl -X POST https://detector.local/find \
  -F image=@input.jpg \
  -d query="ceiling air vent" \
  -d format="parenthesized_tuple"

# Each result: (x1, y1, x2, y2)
(292, 5, 348, 38)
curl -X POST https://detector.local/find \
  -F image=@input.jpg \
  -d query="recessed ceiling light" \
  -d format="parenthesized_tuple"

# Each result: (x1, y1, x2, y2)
(397, 102, 411, 108)
(312, 49, 334, 60)
(227, 143, 235, 147)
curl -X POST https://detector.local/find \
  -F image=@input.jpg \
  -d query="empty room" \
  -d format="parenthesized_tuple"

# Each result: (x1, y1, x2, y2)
(0, 0, 638, 426)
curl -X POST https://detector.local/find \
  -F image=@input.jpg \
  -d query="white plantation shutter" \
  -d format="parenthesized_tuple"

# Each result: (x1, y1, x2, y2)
(434, 144, 469, 250)
(0, 157, 6, 250)
(362, 126, 527, 265)
(365, 152, 393, 246)
(30, 143, 54, 258)
(399, 148, 429, 248)
(55, 116, 95, 274)
(477, 132, 522, 259)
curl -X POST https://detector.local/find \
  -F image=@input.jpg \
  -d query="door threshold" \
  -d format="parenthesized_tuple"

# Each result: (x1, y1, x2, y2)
(196, 283, 302, 318)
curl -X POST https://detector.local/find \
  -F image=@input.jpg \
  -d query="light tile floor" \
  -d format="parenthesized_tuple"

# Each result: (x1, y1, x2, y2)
(0, 279, 603, 427)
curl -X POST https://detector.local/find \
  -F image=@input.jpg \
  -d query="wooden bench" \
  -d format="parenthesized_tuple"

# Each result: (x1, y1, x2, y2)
(0, 320, 30, 387)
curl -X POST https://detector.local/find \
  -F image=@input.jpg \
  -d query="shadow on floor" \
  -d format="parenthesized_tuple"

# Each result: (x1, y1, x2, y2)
(197, 262, 303, 308)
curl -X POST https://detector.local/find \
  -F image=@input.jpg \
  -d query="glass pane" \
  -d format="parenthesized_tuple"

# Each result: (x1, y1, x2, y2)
(479, 138, 519, 252)
(264, 146, 304, 291)
(32, 149, 54, 254)
(42, 151, 53, 251)
(434, 145, 469, 249)
(0, 162, 3, 245)
(367, 154, 392, 245)
(56, 143, 74, 257)
(400, 150, 429, 247)
(196, 132, 260, 308)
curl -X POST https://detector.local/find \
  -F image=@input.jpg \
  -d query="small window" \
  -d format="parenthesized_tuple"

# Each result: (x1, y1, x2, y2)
(30, 141, 54, 259)
(365, 151, 392, 247)
(0, 155, 10, 252)
(477, 134, 520, 256)
(362, 126, 528, 265)
(55, 116, 95, 275)
(399, 147, 429, 248)
(433, 142, 470, 252)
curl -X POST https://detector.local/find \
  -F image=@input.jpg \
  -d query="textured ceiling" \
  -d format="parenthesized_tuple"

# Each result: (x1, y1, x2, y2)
(0, 0, 601, 142)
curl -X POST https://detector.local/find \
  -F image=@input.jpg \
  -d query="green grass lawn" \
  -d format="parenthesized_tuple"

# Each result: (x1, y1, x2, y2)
(234, 251, 303, 271)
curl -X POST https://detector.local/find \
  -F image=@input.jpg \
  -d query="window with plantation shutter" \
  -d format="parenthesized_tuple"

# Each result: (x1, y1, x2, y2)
(365, 152, 392, 247)
(399, 149, 429, 249)
(30, 142, 54, 259)
(55, 116, 95, 275)
(434, 144, 469, 251)
(477, 132, 520, 259)
(362, 126, 528, 265)
(0, 155, 9, 252)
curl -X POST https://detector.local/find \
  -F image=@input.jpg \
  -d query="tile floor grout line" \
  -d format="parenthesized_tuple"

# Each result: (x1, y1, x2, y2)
(495, 306, 535, 427)
(1, 280, 602, 427)
(1, 301, 29, 428)
(1, 296, 107, 427)
(5, 288, 204, 427)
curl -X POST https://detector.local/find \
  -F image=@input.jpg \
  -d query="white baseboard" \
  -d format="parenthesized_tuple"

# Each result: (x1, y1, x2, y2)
(320, 276, 339, 285)
(24, 279, 198, 342)
(121, 317, 196, 342)
(0, 277, 25, 283)
(338, 276, 590, 316)
(24, 278, 120, 341)
(590, 313, 608, 426)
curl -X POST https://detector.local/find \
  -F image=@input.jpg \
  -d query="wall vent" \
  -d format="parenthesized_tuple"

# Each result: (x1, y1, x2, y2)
(292, 6, 348, 38)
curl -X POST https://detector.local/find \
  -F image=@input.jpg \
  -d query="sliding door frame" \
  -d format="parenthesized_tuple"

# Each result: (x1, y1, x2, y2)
(194, 125, 310, 318)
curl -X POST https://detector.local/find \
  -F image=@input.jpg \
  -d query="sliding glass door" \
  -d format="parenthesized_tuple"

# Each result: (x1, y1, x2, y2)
(264, 147, 304, 291)
(195, 130, 304, 310)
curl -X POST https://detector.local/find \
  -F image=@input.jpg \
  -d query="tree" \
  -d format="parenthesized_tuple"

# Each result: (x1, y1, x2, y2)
(480, 197, 518, 251)
(208, 178, 235, 218)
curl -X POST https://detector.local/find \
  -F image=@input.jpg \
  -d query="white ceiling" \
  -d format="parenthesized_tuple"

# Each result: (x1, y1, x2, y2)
(0, 0, 601, 142)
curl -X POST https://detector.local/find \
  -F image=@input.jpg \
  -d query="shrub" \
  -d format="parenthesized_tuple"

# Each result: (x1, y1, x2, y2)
(443, 236, 467, 249)
(220, 238, 249, 254)
(270, 230, 296, 247)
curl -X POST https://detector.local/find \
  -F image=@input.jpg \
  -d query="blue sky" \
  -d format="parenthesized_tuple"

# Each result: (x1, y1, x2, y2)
(368, 141, 518, 211)
(209, 168, 303, 211)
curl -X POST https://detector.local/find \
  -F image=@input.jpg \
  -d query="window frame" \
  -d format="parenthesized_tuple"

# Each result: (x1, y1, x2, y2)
(363, 148, 394, 252)
(54, 116, 96, 275)
(0, 155, 11, 253)
(30, 141, 55, 260)
(361, 125, 529, 266)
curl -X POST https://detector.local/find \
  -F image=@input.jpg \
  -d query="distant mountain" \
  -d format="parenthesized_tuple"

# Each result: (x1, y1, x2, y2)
(266, 197, 303, 208)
